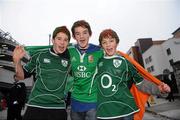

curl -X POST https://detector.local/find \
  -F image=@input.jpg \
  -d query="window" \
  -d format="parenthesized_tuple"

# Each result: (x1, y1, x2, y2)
(147, 67, 151, 72)
(147, 66, 154, 72)
(149, 56, 152, 62)
(150, 66, 154, 72)
(169, 59, 174, 65)
(145, 56, 152, 64)
(166, 48, 171, 55)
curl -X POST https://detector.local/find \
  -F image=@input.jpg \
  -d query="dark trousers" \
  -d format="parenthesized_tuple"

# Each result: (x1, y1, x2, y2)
(7, 105, 22, 120)
(167, 92, 174, 102)
(23, 106, 67, 120)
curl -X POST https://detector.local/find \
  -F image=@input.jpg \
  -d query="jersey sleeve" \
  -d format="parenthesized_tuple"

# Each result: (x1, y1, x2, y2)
(127, 59, 143, 85)
(23, 52, 39, 74)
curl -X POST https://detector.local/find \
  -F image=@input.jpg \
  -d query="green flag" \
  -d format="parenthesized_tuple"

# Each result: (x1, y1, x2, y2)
(24, 45, 52, 56)
(24, 43, 73, 56)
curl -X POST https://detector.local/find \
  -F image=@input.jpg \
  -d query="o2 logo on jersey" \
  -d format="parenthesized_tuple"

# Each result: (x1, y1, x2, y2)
(113, 59, 122, 68)
(100, 74, 117, 96)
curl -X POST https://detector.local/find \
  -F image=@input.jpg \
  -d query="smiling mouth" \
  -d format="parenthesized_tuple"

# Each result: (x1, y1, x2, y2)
(80, 39, 86, 42)
(59, 46, 65, 50)
(107, 48, 112, 51)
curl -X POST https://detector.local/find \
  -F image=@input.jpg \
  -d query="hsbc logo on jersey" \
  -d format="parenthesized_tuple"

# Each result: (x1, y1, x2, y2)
(75, 65, 91, 78)
(74, 72, 91, 78)
(77, 65, 86, 71)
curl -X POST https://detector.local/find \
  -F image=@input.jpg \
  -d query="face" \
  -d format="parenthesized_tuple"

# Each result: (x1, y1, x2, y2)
(73, 26, 91, 49)
(52, 32, 69, 54)
(101, 37, 118, 56)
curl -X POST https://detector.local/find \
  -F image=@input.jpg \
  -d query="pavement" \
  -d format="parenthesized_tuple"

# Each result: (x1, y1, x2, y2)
(145, 95, 180, 120)
(1, 96, 180, 120)
(0, 106, 26, 120)
(0, 109, 6, 120)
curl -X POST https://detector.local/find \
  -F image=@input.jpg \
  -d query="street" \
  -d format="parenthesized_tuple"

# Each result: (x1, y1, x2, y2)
(144, 112, 173, 120)
(0, 110, 179, 120)
(1, 97, 180, 120)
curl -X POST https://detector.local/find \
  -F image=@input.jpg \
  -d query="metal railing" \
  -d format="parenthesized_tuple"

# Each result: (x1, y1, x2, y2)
(0, 28, 20, 45)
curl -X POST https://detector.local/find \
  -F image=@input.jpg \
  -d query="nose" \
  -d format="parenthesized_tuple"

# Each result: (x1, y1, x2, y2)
(79, 33, 84, 38)
(106, 42, 110, 47)
(59, 40, 65, 45)
(58, 40, 64, 46)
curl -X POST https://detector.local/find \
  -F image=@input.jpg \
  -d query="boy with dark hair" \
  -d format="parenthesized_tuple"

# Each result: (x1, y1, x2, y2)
(13, 26, 71, 120)
(69, 20, 103, 120)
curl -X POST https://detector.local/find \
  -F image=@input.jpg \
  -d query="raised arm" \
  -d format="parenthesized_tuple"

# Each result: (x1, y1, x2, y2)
(13, 46, 26, 80)
(117, 51, 171, 93)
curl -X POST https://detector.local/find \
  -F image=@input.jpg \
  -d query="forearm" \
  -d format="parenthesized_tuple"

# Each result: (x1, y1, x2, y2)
(14, 60, 25, 80)
(136, 80, 161, 95)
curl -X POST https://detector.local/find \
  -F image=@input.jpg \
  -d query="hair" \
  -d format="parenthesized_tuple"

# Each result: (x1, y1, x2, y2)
(99, 29, 119, 46)
(52, 26, 71, 41)
(71, 20, 92, 37)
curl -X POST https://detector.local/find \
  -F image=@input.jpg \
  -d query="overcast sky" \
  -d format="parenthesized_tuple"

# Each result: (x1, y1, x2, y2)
(0, 0, 180, 52)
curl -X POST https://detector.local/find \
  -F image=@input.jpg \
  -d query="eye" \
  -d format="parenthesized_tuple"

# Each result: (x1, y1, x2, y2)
(110, 39, 114, 42)
(75, 32, 80, 36)
(55, 37, 62, 40)
(64, 38, 68, 42)
(102, 41, 106, 45)
(83, 31, 88, 35)
(110, 38, 116, 43)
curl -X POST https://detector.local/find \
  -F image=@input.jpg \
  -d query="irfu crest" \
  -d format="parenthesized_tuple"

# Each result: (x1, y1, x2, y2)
(61, 59, 68, 67)
(113, 59, 122, 68)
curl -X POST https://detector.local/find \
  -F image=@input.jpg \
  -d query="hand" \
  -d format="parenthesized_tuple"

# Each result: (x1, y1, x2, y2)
(13, 46, 26, 64)
(158, 82, 171, 93)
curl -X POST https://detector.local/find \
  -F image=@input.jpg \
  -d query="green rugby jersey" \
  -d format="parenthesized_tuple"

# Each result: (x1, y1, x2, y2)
(68, 44, 103, 102)
(24, 48, 70, 109)
(96, 54, 143, 119)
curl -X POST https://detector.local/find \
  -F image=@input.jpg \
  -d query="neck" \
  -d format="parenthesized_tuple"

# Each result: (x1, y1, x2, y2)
(105, 52, 117, 57)
(52, 47, 58, 54)
(78, 45, 89, 50)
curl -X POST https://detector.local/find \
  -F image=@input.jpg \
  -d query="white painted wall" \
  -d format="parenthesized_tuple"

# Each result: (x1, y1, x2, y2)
(162, 38, 180, 63)
(142, 37, 180, 76)
(142, 44, 171, 76)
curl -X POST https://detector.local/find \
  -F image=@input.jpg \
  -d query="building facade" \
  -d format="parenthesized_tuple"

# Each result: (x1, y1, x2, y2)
(0, 29, 33, 98)
(127, 27, 180, 95)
